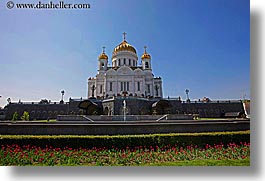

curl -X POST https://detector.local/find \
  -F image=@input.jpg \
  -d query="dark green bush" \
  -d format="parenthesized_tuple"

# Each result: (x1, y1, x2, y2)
(11, 112, 18, 121)
(0, 131, 250, 149)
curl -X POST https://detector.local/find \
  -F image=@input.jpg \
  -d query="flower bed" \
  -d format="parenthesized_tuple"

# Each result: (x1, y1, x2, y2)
(0, 142, 250, 166)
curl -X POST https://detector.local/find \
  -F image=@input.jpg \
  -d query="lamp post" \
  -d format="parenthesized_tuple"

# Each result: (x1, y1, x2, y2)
(61, 90, 65, 102)
(185, 89, 190, 101)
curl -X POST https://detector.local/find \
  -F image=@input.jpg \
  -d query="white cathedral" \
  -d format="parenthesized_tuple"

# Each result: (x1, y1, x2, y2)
(88, 33, 163, 99)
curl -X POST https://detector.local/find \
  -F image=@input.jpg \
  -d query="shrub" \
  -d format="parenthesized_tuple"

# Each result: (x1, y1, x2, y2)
(21, 111, 30, 121)
(11, 112, 18, 121)
(0, 131, 250, 149)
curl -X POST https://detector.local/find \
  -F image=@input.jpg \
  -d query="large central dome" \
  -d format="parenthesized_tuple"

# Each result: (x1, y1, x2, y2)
(113, 40, 137, 55)
(111, 33, 139, 66)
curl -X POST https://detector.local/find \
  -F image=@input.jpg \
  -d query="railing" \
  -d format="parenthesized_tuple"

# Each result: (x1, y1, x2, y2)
(9, 102, 69, 105)
(69, 98, 83, 102)
(8, 99, 243, 105)
(82, 115, 94, 122)
(164, 98, 242, 103)
(181, 100, 242, 103)
(156, 114, 168, 122)
(102, 96, 150, 101)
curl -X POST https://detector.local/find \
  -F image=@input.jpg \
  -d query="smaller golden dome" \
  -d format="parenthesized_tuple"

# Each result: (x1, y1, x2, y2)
(141, 53, 151, 59)
(141, 46, 151, 59)
(98, 52, 108, 60)
(98, 46, 108, 60)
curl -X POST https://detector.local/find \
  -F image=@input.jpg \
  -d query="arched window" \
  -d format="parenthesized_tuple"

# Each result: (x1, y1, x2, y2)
(42, 111, 47, 119)
(145, 62, 149, 68)
(100, 85, 103, 94)
(109, 82, 113, 91)
(137, 82, 140, 91)
(37, 111, 41, 119)
(48, 111, 53, 117)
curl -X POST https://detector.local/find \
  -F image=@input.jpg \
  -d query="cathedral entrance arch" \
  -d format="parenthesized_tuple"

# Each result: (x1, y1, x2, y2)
(78, 100, 102, 115)
(152, 100, 172, 115)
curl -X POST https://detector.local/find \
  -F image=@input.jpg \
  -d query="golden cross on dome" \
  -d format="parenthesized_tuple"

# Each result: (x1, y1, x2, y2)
(102, 46, 106, 53)
(123, 32, 127, 41)
(144, 46, 147, 53)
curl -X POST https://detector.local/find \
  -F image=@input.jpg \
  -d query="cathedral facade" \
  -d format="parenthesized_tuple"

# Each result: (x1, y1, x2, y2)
(1, 33, 246, 120)
(87, 33, 163, 99)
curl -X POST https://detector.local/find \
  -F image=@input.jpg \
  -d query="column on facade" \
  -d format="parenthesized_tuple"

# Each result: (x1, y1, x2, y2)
(151, 79, 155, 97)
(132, 75, 135, 96)
(94, 79, 98, 98)
(160, 82, 163, 97)
(104, 77, 107, 98)
(115, 75, 118, 96)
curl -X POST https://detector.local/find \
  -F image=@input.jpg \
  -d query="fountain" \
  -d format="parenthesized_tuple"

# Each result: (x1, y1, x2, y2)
(123, 100, 126, 121)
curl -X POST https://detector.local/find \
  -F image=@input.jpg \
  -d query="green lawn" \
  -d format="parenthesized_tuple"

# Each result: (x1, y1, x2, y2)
(32, 159, 250, 166)
(9, 159, 250, 166)
(144, 159, 250, 166)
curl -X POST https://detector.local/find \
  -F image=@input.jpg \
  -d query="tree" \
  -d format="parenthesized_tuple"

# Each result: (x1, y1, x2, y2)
(12, 112, 18, 121)
(21, 111, 30, 121)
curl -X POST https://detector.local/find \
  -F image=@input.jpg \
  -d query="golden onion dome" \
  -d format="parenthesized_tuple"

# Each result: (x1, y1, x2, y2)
(98, 46, 108, 60)
(141, 46, 151, 59)
(141, 52, 151, 59)
(113, 40, 137, 55)
(98, 52, 108, 60)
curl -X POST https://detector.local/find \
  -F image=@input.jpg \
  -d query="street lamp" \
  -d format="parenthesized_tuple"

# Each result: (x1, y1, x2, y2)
(185, 89, 190, 101)
(61, 90, 65, 102)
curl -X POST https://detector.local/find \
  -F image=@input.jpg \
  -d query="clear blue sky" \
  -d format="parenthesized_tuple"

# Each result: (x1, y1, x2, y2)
(0, 0, 250, 107)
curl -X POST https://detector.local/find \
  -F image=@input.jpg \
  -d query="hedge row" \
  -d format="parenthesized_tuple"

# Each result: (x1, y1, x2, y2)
(0, 131, 250, 149)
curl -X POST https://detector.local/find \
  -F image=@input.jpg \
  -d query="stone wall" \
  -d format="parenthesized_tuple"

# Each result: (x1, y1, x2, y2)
(2, 98, 244, 120)
(0, 121, 250, 135)
(4, 103, 69, 120)
(181, 101, 244, 118)
(57, 114, 194, 121)
(0, 109, 6, 120)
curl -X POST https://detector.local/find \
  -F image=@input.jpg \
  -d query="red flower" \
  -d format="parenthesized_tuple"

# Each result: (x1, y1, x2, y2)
(39, 158, 44, 162)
